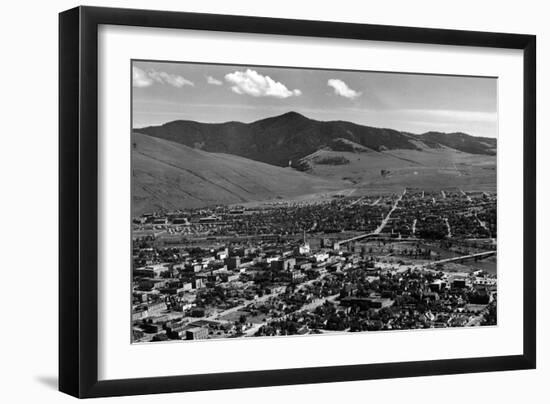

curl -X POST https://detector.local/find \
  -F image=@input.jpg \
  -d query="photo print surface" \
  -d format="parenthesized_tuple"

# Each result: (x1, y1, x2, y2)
(131, 60, 497, 343)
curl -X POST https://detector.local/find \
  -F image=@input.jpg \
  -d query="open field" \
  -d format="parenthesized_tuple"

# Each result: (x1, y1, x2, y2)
(300, 147, 496, 194)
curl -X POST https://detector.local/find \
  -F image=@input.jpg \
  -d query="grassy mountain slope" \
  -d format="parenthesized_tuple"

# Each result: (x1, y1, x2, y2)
(297, 146, 496, 195)
(132, 132, 345, 214)
(135, 112, 496, 168)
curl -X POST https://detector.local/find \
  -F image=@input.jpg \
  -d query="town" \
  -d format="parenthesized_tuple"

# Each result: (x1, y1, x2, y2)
(131, 187, 497, 342)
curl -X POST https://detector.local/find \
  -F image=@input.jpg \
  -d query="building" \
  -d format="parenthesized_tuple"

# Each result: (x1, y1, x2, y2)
(172, 217, 189, 225)
(341, 296, 394, 309)
(321, 238, 333, 248)
(313, 252, 329, 262)
(217, 249, 229, 260)
(271, 258, 296, 271)
(185, 263, 203, 273)
(297, 243, 311, 255)
(146, 301, 167, 315)
(429, 280, 447, 292)
(165, 320, 187, 336)
(280, 270, 306, 282)
(198, 215, 221, 224)
(226, 256, 241, 270)
(297, 261, 312, 271)
(134, 264, 170, 277)
(473, 277, 497, 287)
(132, 309, 148, 321)
(451, 279, 467, 289)
(152, 217, 168, 225)
(186, 327, 209, 340)
(225, 273, 240, 283)
(189, 307, 207, 317)
(296, 230, 311, 255)
(141, 323, 163, 334)
(133, 267, 155, 278)
(147, 314, 170, 324)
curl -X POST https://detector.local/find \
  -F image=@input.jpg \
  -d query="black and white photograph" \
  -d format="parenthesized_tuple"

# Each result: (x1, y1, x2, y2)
(131, 60, 498, 343)
(0, 1, 544, 401)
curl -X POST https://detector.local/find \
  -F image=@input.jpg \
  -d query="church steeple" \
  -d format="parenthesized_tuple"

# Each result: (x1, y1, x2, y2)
(296, 229, 310, 255)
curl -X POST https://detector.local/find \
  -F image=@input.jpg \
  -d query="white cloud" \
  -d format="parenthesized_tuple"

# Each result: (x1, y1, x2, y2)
(132, 66, 153, 88)
(224, 69, 301, 98)
(148, 69, 194, 87)
(206, 76, 223, 85)
(327, 79, 361, 99)
(133, 66, 194, 88)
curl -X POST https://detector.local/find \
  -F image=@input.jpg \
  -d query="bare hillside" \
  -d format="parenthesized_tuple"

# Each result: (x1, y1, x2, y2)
(298, 147, 496, 194)
(132, 133, 345, 214)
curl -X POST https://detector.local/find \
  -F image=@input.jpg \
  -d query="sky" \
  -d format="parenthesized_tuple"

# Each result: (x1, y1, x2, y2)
(132, 60, 498, 138)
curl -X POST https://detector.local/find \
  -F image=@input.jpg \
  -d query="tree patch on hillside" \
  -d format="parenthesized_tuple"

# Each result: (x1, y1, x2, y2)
(313, 156, 350, 165)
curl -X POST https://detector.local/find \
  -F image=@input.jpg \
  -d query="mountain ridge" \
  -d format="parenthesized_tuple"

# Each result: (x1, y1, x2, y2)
(134, 111, 496, 169)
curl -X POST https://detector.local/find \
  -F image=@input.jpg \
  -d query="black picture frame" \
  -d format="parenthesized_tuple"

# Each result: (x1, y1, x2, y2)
(59, 5, 536, 398)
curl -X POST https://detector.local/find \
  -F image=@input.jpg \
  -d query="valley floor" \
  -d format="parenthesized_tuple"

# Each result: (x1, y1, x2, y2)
(131, 187, 497, 343)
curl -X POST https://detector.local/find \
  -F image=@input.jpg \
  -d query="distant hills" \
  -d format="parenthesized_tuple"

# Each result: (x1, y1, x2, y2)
(132, 112, 496, 213)
(135, 111, 496, 169)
